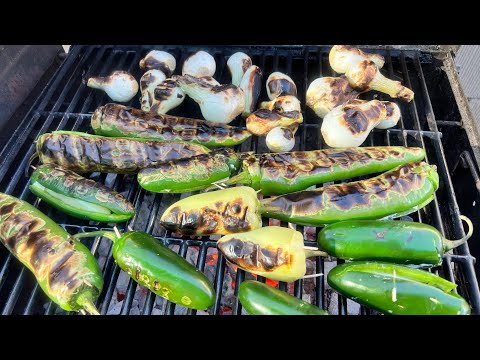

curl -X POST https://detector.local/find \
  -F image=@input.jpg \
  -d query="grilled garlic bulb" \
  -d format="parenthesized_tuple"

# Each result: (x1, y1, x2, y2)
(227, 52, 252, 86)
(177, 74, 244, 123)
(240, 65, 262, 117)
(266, 72, 297, 100)
(140, 70, 167, 112)
(150, 78, 185, 115)
(259, 95, 301, 112)
(246, 109, 303, 136)
(266, 127, 295, 152)
(306, 76, 360, 118)
(345, 60, 414, 102)
(87, 70, 139, 102)
(321, 100, 387, 147)
(329, 45, 385, 74)
(182, 51, 216, 77)
(345, 99, 401, 129)
(139, 50, 176, 77)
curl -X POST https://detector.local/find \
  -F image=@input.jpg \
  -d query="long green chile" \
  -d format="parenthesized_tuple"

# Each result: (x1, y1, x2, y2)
(327, 261, 471, 315)
(29, 164, 135, 223)
(137, 149, 240, 193)
(0, 192, 103, 314)
(318, 216, 473, 267)
(259, 161, 439, 226)
(91, 103, 252, 148)
(35, 130, 210, 174)
(221, 146, 426, 196)
(74, 230, 215, 310)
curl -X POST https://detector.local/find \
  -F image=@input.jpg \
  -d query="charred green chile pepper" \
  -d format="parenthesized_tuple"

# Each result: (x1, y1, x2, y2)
(30, 164, 135, 223)
(91, 103, 252, 148)
(217, 226, 326, 282)
(0, 192, 103, 314)
(35, 131, 209, 174)
(74, 230, 215, 310)
(160, 186, 262, 235)
(138, 149, 241, 193)
(328, 261, 471, 315)
(260, 161, 439, 226)
(318, 216, 473, 267)
(239, 280, 329, 315)
(222, 146, 426, 196)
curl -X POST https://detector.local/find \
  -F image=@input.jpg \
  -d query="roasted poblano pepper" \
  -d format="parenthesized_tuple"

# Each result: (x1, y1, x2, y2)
(35, 131, 209, 174)
(74, 230, 215, 310)
(222, 146, 426, 196)
(91, 103, 252, 148)
(0, 192, 103, 314)
(239, 280, 329, 315)
(160, 186, 262, 235)
(260, 161, 439, 226)
(318, 216, 473, 267)
(137, 149, 241, 193)
(29, 164, 135, 223)
(328, 261, 471, 315)
(217, 226, 326, 282)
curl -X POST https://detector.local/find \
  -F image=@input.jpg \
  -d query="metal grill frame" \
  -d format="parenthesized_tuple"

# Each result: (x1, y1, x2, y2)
(0, 45, 479, 315)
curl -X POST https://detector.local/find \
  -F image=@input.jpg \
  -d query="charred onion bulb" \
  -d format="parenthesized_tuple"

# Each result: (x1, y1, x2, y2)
(266, 127, 295, 152)
(182, 51, 216, 78)
(177, 74, 244, 124)
(140, 70, 167, 112)
(139, 50, 176, 77)
(260, 95, 301, 113)
(240, 65, 263, 117)
(87, 70, 139, 102)
(329, 45, 385, 74)
(266, 72, 297, 100)
(227, 52, 252, 86)
(150, 78, 186, 115)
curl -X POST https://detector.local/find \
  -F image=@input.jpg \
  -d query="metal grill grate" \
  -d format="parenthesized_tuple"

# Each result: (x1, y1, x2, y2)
(0, 45, 479, 315)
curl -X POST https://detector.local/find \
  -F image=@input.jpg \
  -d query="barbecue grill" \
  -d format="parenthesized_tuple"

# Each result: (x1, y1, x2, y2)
(0, 45, 479, 315)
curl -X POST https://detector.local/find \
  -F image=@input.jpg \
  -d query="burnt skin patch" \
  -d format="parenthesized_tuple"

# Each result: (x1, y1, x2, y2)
(0, 202, 16, 216)
(268, 79, 297, 98)
(218, 238, 290, 272)
(153, 280, 159, 291)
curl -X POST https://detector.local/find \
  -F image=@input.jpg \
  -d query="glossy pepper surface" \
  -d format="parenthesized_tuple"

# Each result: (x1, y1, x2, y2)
(327, 261, 471, 315)
(239, 280, 329, 315)
(223, 146, 426, 196)
(0, 192, 103, 314)
(260, 161, 439, 226)
(318, 216, 473, 267)
(30, 164, 135, 223)
(217, 226, 326, 282)
(137, 149, 240, 193)
(36, 131, 209, 174)
(160, 186, 262, 235)
(91, 103, 252, 148)
(74, 230, 215, 310)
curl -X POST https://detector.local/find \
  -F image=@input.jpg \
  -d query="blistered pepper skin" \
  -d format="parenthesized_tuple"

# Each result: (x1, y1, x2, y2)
(260, 162, 439, 226)
(327, 261, 471, 315)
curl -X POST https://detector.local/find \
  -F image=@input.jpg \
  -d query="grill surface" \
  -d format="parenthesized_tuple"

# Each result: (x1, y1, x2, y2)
(0, 45, 479, 315)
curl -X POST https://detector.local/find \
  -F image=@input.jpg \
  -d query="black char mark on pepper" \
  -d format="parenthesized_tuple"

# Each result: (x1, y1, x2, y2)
(218, 238, 290, 272)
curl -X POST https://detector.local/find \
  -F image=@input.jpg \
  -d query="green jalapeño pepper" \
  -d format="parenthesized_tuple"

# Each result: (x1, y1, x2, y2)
(222, 146, 425, 196)
(217, 226, 326, 282)
(74, 230, 215, 310)
(328, 261, 471, 315)
(35, 131, 209, 174)
(30, 164, 135, 223)
(137, 149, 241, 193)
(91, 103, 252, 148)
(318, 216, 473, 267)
(160, 186, 262, 235)
(0, 192, 103, 314)
(239, 280, 329, 315)
(260, 161, 439, 226)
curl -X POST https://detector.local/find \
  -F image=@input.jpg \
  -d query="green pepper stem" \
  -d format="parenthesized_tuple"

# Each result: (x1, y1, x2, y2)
(220, 169, 252, 188)
(76, 293, 100, 315)
(73, 230, 118, 242)
(304, 248, 328, 258)
(443, 215, 474, 251)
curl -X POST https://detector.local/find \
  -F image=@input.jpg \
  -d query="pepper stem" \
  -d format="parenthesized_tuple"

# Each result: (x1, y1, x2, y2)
(443, 215, 474, 251)
(76, 293, 100, 315)
(304, 247, 328, 258)
(219, 169, 252, 188)
(73, 230, 118, 242)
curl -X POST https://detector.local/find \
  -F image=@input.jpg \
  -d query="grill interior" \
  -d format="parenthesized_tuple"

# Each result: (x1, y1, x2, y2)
(0, 45, 479, 315)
